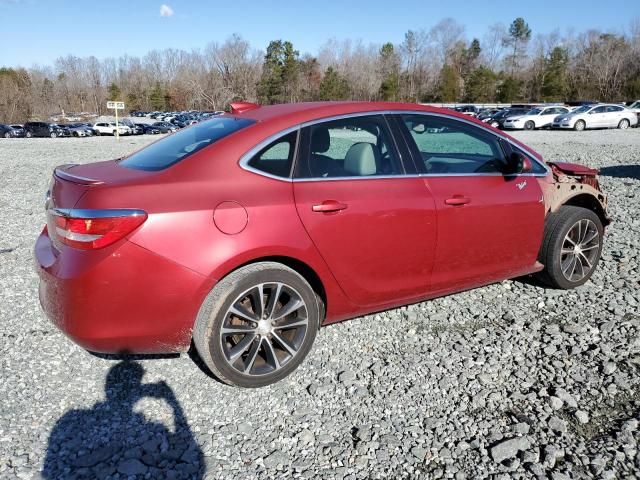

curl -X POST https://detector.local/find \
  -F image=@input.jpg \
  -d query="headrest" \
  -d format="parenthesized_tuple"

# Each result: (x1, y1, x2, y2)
(344, 142, 379, 176)
(311, 128, 330, 153)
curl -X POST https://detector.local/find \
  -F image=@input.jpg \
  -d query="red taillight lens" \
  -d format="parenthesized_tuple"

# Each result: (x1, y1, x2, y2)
(47, 209, 147, 250)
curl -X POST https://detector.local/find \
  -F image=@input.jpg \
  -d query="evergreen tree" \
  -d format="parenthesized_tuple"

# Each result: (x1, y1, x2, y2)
(505, 17, 532, 75)
(257, 40, 300, 104)
(498, 76, 522, 102)
(541, 47, 569, 101)
(149, 82, 166, 110)
(464, 66, 497, 102)
(319, 67, 349, 100)
(378, 43, 400, 101)
(439, 65, 460, 102)
(107, 82, 121, 101)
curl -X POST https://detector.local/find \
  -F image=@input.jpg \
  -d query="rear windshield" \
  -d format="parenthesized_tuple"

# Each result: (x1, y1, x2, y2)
(120, 116, 255, 171)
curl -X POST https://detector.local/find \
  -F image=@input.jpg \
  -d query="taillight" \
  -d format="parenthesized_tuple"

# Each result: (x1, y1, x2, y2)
(47, 209, 147, 250)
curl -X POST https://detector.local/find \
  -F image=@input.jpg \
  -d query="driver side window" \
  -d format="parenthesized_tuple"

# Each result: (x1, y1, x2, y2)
(399, 114, 505, 174)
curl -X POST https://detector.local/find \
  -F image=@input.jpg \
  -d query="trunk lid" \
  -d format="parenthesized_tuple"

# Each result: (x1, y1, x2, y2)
(49, 160, 152, 209)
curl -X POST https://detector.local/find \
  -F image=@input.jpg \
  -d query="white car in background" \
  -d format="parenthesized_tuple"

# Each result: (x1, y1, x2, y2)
(93, 122, 131, 136)
(503, 106, 570, 130)
(627, 100, 640, 125)
(552, 104, 638, 131)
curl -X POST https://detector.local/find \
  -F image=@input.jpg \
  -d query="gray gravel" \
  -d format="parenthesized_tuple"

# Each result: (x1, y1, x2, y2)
(0, 129, 639, 479)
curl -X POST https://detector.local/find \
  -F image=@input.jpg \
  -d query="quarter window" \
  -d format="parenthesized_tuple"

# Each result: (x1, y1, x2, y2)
(247, 130, 297, 178)
(399, 114, 506, 174)
(296, 115, 402, 178)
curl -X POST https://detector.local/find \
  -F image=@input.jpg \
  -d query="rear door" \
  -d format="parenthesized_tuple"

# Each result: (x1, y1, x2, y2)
(395, 113, 545, 292)
(605, 105, 624, 127)
(293, 114, 437, 306)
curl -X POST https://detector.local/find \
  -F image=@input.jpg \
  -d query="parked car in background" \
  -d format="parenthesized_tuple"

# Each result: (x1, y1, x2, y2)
(487, 108, 531, 129)
(24, 122, 69, 138)
(64, 123, 93, 137)
(476, 108, 504, 122)
(93, 122, 131, 136)
(118, 119, 143, 135)
(552, 104, 638, 131)
(152, 121, 178, 133)
(136, 123, 161, 134)
(627, 100, 640, 125)
(36, 101, 610, 387)
(0, 124, 23, 138)
(452, 105, 480, 116)
(9, 124, 26, 137)
(503, 106, 570, 130)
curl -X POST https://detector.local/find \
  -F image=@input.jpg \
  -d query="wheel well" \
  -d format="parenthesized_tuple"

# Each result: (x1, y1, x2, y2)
(235, 256, 327, 320)
(561, 193, 610, 226)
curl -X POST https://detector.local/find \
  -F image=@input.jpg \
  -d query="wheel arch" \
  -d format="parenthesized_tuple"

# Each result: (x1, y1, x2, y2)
(558, 193, 610, 227)
(217, 255, 328, 324)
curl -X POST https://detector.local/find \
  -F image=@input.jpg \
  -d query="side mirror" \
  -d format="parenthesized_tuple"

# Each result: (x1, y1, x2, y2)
(507, 152, 533, 174)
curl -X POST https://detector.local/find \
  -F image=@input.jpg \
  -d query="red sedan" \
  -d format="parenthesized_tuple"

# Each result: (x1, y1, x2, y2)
(35, 101, 610, 387)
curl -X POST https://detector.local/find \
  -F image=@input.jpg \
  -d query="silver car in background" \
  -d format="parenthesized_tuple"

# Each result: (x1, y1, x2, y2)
(552, 104, 638, 131)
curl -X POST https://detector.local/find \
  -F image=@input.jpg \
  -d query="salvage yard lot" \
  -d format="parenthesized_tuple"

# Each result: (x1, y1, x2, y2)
(0, 130, 639, 479)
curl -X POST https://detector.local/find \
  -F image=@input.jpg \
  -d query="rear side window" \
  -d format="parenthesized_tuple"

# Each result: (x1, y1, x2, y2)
(296, 115, 403, 178)
(120, 117, 254, 171)
(247, 130, 297, 178)
(399, 114, 505, 174)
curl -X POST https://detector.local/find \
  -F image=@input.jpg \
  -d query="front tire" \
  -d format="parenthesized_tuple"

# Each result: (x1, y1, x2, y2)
(193, 262, 320, 387)
(618, 119, 630, 129)
(524, 120, 535, 130)
(50, 132, 57, 138)
(574, 120, 586, 131)
(3, 132, 10, 138)
(537, 206, 603, 289)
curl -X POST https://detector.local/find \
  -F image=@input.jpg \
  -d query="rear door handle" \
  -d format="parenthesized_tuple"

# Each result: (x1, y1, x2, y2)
(312, 200, 348, 213)
(445, 196, 471, 206)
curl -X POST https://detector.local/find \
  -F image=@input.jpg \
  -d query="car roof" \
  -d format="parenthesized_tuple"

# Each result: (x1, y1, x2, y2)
(236, 101, 459, 123)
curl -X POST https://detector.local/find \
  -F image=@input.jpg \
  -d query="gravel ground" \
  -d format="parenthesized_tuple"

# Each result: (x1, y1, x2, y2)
(0, 130, 639, 480)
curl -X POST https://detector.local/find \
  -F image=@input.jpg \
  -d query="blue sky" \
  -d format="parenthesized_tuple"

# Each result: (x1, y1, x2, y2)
(1, 0, 638, 67)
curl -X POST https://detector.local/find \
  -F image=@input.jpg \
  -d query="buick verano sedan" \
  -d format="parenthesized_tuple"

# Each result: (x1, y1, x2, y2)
(36, 102, 610, 387)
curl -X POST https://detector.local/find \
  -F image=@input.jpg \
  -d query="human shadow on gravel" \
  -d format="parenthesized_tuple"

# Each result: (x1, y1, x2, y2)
(42, 359, 204, 480)
(599, 164, 640, 180)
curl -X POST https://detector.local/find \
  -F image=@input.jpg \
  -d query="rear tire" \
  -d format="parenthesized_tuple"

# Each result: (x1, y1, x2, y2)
(524, 120, 535, 130)
(193, 262, 320, 387)
(537, 206, 603, 289)
(574, 120, 586, 131)
(618, 119, 630, 129)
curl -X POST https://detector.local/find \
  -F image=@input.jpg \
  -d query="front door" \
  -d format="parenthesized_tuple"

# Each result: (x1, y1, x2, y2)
(395, 113, 545, 292)
(293, 114, 437, 306)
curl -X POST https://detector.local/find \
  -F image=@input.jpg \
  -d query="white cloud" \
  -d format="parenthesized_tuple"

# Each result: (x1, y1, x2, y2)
(159, 4, 174, 17)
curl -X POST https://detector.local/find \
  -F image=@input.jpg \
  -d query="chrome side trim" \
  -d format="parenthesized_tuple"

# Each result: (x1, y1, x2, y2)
(238, 109, 552, 182)
(49, 208, 147, 219)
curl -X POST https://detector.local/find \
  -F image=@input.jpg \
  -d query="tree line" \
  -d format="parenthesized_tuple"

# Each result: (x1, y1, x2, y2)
(1, 17, 639, 122)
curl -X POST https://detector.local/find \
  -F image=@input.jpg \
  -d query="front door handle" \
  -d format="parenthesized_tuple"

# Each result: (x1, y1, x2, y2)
(312, 200, 348, 213)
(445, 196, 471, 206)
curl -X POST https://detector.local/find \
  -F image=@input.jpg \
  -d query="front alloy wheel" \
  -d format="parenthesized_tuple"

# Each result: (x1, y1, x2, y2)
(194, 262, 320, 387)
(537, 206, 603, 289)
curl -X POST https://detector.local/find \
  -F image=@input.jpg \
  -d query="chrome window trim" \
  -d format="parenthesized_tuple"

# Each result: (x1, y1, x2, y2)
(49, 208, 147, 219)
(238, 110, 551, 182)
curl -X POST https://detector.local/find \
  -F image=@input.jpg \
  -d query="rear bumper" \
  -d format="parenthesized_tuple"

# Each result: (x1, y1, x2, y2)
(35, 229, 210, 354)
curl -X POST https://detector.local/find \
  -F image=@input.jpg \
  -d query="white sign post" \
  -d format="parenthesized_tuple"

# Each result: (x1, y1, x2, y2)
(106, 101, 125, 140)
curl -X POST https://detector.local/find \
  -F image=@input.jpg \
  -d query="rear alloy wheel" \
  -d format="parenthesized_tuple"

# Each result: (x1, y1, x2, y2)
(194, 262, 320, 387)
(537, 206, 603, 289)
(618, 119, 630, 130)
(524, 120, 535, 130)
(574, 120, 586, 131)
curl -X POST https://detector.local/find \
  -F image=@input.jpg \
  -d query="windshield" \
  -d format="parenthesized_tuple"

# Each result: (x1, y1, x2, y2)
(527, 108, 542, 115)
(572, 105, 592, 114)
(120, 116, 255, 171)
(628, 101, 640, 109)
